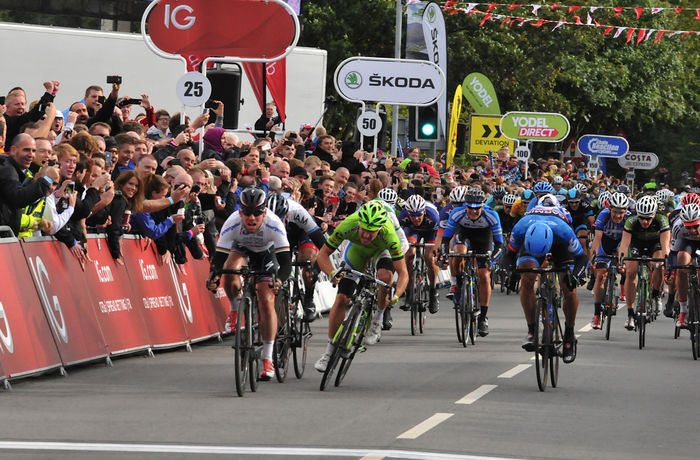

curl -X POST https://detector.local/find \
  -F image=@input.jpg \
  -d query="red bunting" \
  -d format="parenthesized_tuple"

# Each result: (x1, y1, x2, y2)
(633, 7, 644, 20)
(695, 9, 700, 20)
(636, 28, 647, 45)
(499, 16, 513, 28)
(604, 26, 614, 35)
(449, 9, 461, 16)
(572, 15, 583, 26)
(550, 4, 560, 10)
(654, 30, 666, 44)
(673, 9, 684, 14)
(568, 6, 580, 14)
(444, 1, 458, 6)
(479, 13, 493, 26)
(508, 4, 520, 11)
(613, 7, 623, 17)
(486, 3, 498, 13)
(625, 28, 636, 43)
(531, 19, 545, 27)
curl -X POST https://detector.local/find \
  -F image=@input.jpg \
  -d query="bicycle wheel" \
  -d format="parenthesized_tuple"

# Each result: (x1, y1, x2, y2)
(534, 298, 550, 392)
(335, 308, 369, 387)
(459, 279, 470, 348)
(604, 272, 615, 341)
(550, 303, 561, 388)
(320, 305, 359, 391)
(454, 279, 464, 344)
(469, 274, 480, 345)
(233, 298, 251, 397)
(689, 287, 698, 360)
(274, 291, 291, 383)
(636, 279, 647, 350)
(249, 300, 261, 392)
(409, 269, 419, 336)
(418, 280, 428, 334)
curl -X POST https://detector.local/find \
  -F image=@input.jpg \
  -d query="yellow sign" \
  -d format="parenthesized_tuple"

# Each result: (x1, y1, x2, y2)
(468, 114, 515, 156)
(446, 85, 462, 168)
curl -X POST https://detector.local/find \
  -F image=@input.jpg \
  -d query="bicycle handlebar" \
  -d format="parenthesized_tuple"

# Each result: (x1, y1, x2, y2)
(622, 257, 665, 263)
(447, 251, 492, 259)
(411, 242, 435, 248)
(292, 260, 313, 267)
(335, 262, 393, 290)
(517, 266, 572, 274)
(669, 264, 700, 270)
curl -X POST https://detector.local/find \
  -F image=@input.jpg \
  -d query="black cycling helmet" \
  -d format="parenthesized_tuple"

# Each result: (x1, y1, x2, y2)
(239, 187, 266, 213)
(465, 188, 486, 208)
(265, 192, 289, 220)
(492, 185, 506, 199)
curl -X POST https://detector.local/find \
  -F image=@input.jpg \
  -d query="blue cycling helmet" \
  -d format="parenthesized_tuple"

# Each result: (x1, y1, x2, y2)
(617, 184, 630, 195)
(534, 181, 555, 194)
(524, 223, 553, 257)
(567, 188, 580, 200)
(522, 189, 535, 201)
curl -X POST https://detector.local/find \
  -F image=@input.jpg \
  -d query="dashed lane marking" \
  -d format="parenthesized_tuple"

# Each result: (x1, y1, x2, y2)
(498, 364, 531, 379)
(455, 384, 498, 405)
(397, 413, 454, 439)
(579, 323, 593, 332)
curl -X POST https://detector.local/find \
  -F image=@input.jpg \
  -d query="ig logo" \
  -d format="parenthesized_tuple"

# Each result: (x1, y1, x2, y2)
(164, 4, 196, 30)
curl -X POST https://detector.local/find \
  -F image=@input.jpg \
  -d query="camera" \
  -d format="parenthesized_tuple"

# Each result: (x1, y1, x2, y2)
(194, 216, 205, 225)
(97, 96, 106, 105)
(0, 96, 5, 105)
(65, 182, 75, 194)
(106, 75, 122, 84)
(117, 98, 142, 108)
(204, 100, 218, 109)
(190, 184, 201, 194)
(289, 132, 297, 139)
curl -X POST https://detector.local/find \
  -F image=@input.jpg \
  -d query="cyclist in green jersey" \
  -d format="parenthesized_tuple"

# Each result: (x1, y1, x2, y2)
(314, 201, 409, 372)
(618, 195, 670, 329)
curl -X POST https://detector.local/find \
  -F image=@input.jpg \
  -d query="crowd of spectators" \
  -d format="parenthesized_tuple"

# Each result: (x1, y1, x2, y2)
(0, 79, 694, 271)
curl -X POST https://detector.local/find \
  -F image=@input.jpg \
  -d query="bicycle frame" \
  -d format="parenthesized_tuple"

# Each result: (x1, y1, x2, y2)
(624, 256, 665, 349)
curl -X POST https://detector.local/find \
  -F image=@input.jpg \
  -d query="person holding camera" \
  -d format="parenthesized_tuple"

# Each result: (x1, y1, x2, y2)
(254, 102, 282, 136)
(83, 79, 122, 134)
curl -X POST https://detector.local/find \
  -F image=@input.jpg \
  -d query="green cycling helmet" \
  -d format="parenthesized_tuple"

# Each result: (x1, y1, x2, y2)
(358, 201, 388, 231)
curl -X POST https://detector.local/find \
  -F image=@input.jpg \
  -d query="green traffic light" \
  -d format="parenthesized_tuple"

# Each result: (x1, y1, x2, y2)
(421, 123, 435, 137)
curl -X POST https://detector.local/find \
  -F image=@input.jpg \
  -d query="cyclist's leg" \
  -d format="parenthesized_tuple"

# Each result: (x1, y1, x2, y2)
(423, 232, 440, 313)
(222, 251, 246, 332)
(375, 256, 395, 313)
(558, 274, 579, 363)
(650, 248, 664, 298)
(517, 255, 539, 346)
(676, 249, 693, 326)
(299, 243, 319, 321)
(592, 249, 610, 326)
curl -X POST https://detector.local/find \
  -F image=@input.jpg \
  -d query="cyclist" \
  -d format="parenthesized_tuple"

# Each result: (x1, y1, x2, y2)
(574, 183, 591, 205)
(510, 189, 534, 219)
(399, 194, 441, 313)
(552, 175, 568, 203)
(589, 192, 630, 329)
(207, 187, 292, 381)
(485, 185, 506, 210)
(439, 186, 467, 300)
(667, 203, 700, 327)
(564, 188, 594, 259)
(499, 194, 518, 236)
(435, 187, 503, 337)
(526, 181, 556, 212)
(617, 195, 670, 330)
(656, 189, 676, 214)
(501, 194, 588, 363)
(376, 187, 410, 330)
(314, 202, 409, 372)
(663, 193, 699, 316)
(592, 190, 611, 214)
(265, 192, 326, 323)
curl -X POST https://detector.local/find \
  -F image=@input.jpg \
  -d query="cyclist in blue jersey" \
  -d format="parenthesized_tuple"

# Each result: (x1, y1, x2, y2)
(435, 188, 503, 337)
(399, 194, 441, 313)
(526, 181, 556, 213)
(485, 185, 506, 210)
(439, 186, 467, 229)
(502, 194, 588, 363)
(589, 192, 630, 329)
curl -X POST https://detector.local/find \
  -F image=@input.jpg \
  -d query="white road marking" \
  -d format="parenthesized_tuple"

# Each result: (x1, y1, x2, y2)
(0, 441, 529, 460)
(397, 413, 454, 439)
(498, 364, 531, 379)
(455, 384, 498, 405)
(360, 455, 384, 460)
(579, 323, 593, 332)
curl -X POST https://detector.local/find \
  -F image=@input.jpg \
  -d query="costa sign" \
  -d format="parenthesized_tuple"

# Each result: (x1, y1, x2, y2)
(500, 112, 570, 142)
(334, 57, 445, 105)
(142, 0, 299, 62)
(617, 151, 659, 170)
(577, 134, 629, 158)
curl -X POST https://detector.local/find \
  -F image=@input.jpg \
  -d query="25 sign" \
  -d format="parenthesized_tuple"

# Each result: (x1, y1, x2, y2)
(176, 72, 212, 107)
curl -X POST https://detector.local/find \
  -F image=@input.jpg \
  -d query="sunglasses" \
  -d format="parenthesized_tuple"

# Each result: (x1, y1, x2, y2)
(638, 216, 653, 221)
(240, 206, 264, 217)
(685, 224, 699, 230)
(568, 200, 581, 205)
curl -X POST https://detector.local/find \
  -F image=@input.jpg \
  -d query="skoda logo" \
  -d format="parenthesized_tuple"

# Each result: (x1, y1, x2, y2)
(345, 71, 362, 89)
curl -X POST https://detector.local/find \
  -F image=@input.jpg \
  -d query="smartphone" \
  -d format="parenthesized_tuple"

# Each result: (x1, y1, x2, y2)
(65, 182, 75, 194)
(0, 96, 5, 105)
(204, 100, 218, 109)
(261, 144, 272, 152)
(106, 75, 122, 84)
(174, 183, 187, 191)
(104, 151, 112, 166)
(191, 184, 201, 194)
(289, 132, 297, 139)
(117, 98, 141, 108)
(97, 95, 106, 105)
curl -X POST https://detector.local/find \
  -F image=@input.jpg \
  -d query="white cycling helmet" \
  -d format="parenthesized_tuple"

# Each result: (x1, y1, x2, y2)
(503, 194, 517, 206)
(598, 190, 611, 208)
(537, 193, 560, 207)
(574, 183, 588, 194)
(553, 175, 564, 185)
(608, 192, 629, 210)
(405, 194, 426, 215)
(449, 186, 468, 203)
(377, 187, 398, 206)
(680, 203, 700, 226)
(635, 195, 658, 218)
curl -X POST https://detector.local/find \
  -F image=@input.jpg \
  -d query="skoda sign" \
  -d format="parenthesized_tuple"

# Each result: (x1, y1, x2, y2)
(618, 151, 659, 170)
(577, 134, 629, 158)
(334, 57, 445, 105)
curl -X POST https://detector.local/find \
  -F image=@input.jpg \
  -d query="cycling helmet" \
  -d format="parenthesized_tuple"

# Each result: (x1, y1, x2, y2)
(465, 188, 486, 208)
(377, 187, 398, 206)
(538, 193, 559, 207)
(239, 187, 266, 211)
(617, 184, 630, 195)
(635, 195, 658, 218)
(534, 181, 555, 194)
(574, 183, 588, 194)
(681, 193, 700, 207)
(680, 203, 700, 226)
(358, 201, 388, 231)
(265, 192, 289, 220)
(492, 185, 506, 199)
(608, 192, 629, 209)
(655, 189, 667, 202)
(449, 186, 468, 203)
(524, 223, 553, 257)
(598, 190, 611, 208)
(567, 189, 581, 200)
(405, 194, 427, 215)
(522, 189, 535, 201)
(553, 175, 564, 185)
(503, 194, 517, 206)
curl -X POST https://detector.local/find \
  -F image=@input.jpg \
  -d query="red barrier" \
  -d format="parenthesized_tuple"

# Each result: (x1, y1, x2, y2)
(189, 257, 230, 333)
(120, 236, 189, 349)
(84, 236, 152, 356)
(166, 259, 221, 343)
(22, 238, 109, 366)
(0, 238, 63, 378)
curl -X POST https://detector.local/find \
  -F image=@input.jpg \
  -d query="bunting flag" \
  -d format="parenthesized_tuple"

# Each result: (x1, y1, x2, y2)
(443, 2, 700, 45)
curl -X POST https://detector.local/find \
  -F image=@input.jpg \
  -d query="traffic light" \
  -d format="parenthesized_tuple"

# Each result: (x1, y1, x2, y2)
(416, 104, 438, 141)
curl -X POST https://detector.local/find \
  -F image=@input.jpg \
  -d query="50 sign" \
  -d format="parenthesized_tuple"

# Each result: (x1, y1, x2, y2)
(356, 111, 382, 137)
(176, 72, 212, 107)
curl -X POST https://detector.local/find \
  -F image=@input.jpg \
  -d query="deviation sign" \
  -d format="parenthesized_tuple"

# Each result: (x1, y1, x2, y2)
(468, 114, 515, 156)
(618, 151, 659, 170)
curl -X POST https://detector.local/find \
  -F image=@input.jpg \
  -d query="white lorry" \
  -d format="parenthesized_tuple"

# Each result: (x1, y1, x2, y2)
(0, 22, 327, 136)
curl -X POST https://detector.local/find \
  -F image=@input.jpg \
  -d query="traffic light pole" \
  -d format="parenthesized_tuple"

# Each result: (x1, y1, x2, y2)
(391, 0, 402, 158)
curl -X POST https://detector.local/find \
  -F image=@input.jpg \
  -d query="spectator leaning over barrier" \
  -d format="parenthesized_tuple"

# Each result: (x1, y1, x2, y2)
(0, 133, 53, 236)
(108, 170, 144, 265)
(111, 133, 139, 180)
(3, 81, 59, 146)
(130, 174, 183, 242)
(18, 165, 63, 238)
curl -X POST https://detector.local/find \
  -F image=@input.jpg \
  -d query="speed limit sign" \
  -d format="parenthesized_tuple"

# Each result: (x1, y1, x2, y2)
(176, 72, 212, 107)
(356, 111, 382, 137)
(514, 146, 531, 161)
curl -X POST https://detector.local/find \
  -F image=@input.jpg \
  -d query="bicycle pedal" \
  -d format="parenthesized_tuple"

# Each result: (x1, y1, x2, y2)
(359, 346, 367, 353)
